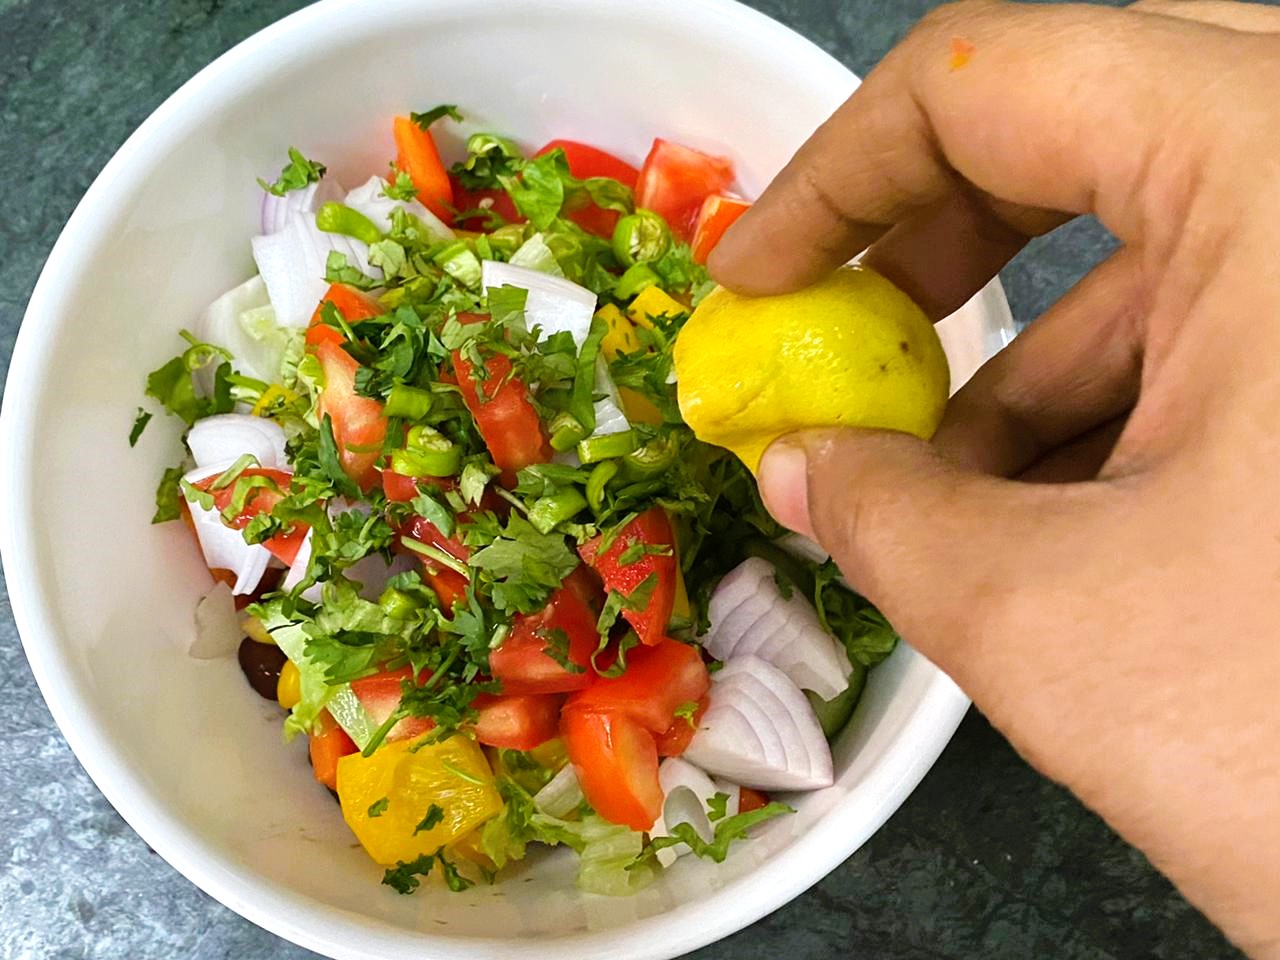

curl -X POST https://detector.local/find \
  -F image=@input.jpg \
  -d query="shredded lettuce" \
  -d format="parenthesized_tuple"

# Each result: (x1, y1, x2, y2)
(508, 233, 564, 276)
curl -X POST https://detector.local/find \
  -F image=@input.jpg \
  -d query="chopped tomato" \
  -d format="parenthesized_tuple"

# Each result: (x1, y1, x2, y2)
(449, 175, 522, 230)
(691, 194, 751, 265)
(395, 512, 471, 610)
(309, 709, 358, 791)
(453, 348, 550, 485)
(472, 693, 564, 751)
(393, 115, 453, 223)
(561, 708, 662, 831)
(489, 587, 599, 695)
(635, 139, 734, 242)
(350, 666, 434, 742)
(565, 639, 709, 735)
(536, 139, 639, 238)
(192, 467, 308, 565)
(738, 787, 771, 814)
(655, 696, 707, 757)
(381, 468, 422, 503)
(579, 507, 677, 645)
(313, 340, 388, 491)
(306, 283, 383, 347)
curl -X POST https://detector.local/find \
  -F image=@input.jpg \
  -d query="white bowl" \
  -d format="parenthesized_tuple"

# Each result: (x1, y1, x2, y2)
(0, 1, 1014, 957)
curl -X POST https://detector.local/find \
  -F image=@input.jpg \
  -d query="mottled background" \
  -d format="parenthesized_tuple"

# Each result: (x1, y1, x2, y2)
(0, 0, 1254, 958)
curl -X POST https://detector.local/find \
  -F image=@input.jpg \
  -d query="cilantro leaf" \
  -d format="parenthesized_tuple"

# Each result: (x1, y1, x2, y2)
(383, 169, 419, 202)
(468, 514, 579, 614)
(643, 801, 793, 865)
(706, 791, 729, 822)
(144, 334, 235, 426)
(317, 414, 361, 500)
(129, 408, 152, 447)
(258, 147, 327, 197)
(367, 797, 390, 818)
(414, 803, 445, 834)
(382, 854, 435, 894)
(151, 465, 186, 524)
(436, 851, 474, 892)
(410, 104, 463, 129)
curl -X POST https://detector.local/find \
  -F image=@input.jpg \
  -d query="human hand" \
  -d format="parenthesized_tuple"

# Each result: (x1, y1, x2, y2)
(710, 2, 1280, 955)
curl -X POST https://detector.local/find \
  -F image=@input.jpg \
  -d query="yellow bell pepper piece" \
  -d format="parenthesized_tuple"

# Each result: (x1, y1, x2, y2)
(337, 737, 503, 866)
(626, 286, 687, 330)
(241, 613, 274, 645)
(597, 304, 642, 361)
(619, 388, 664, 426)
(276, 660, 301, 710)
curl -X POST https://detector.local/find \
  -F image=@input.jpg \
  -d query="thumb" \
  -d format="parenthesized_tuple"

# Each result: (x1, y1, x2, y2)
(757, 429, 1097, 674)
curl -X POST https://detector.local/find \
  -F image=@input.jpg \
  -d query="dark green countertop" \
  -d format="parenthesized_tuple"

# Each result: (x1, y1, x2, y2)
(0, 1, 1250, 957)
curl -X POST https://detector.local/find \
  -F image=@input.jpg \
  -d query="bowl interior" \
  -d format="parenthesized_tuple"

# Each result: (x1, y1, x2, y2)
(1, 1, 1009, 957)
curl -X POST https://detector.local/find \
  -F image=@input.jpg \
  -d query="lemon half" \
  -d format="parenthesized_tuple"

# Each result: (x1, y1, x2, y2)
(674, 266, 950, 472)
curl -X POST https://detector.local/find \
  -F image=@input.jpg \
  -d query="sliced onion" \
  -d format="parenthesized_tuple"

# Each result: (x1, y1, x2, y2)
(343, 175, 453, 242)
(189, 581, 245, 659)
(701, 557, 852, 700)
(260, 177, 345, 235)
(183, 463, 272, 595)
(480, 261, 597, 349)
(251, 213, 378, 329)
(187, 414, 287, 470)
(650, 758, 741, 868)
(684, 655, 833, 791)
(534, 763, 584, 818)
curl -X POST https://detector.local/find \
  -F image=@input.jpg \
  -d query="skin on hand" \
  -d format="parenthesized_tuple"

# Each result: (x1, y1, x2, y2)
(710, 2, 1280, 956)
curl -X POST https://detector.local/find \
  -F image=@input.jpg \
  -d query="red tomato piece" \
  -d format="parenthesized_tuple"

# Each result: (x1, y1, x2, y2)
(635, 139, 735, 242)
(193, 467, 308, 565)
(536, 139, 640, 238)
(579, 507, 677, 645)
(655, 695, 707, 757)
(472, 693, 564, 751)
(690, 194, 751, 265)
(561, 708, 662, 831)
(309, 709, 358, 790)
(565, 639, 709, 735)
(449, 175, 523, 230)
(381, 468, 421, 503)
(306, 283, 383, 347)
(350, 666, 434, 742)
(489, 587, 599, 695)
(738, 787, 771, 814)
(395, 512, 472, 610)
(452, 348, 550, 485)
(313, 340, 388, 491)
(393, 115, 454, 224)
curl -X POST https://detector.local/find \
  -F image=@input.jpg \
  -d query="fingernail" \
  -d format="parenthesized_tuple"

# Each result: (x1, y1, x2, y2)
(758, 439, 814, 537)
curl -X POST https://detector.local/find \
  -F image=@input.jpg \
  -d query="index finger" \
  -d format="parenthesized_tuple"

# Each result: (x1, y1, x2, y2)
(708, 0, 1266, 297)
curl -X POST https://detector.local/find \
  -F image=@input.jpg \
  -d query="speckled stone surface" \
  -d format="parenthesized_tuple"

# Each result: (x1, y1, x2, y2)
(0, 1, 1256, 958)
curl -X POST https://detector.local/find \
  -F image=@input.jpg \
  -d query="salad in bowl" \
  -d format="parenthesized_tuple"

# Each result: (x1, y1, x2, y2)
(136, 106, 897, 899)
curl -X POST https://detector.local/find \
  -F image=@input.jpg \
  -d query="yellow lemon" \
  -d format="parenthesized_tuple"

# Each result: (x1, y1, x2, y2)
(674, 266, 949, 472)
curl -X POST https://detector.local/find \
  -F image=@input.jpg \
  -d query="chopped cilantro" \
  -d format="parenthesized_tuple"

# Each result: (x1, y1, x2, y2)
(382, 853, 435, 894)
(641, 801, 793, 865)
(151, 465, 186, 524)
(383, 169, 419, 201)
(367, 797, 390, 819)
(258, 147, 327, 197)
(410, 104, 463, 129)
(129, 408, 152, 447)
(414, 803, 445, 834)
